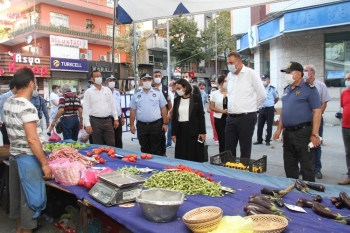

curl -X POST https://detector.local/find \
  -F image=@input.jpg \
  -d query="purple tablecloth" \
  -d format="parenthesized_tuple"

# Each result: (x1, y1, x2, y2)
(49, 146, 350, 233)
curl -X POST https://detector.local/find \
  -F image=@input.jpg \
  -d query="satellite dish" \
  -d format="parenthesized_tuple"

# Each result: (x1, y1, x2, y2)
(27, 35, 33, 44)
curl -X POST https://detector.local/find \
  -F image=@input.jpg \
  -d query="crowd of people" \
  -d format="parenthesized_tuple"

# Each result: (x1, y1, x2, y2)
(2, 50, 350, 232)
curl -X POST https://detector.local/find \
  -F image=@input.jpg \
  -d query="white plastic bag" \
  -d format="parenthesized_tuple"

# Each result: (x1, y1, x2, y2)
(78, 129, 89, 143)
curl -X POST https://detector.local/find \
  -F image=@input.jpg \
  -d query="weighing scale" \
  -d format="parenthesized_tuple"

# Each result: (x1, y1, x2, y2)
(89, 171, 146, 206)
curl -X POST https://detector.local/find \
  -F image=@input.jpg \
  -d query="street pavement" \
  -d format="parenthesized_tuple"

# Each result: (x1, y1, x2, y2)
(0, 104, 349, 232)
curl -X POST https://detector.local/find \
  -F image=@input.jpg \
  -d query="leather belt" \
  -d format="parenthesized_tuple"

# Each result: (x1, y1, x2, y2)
(284, 122, 312, 131)
(261, 106, 274, 108)
(62, 114, 78, 119)
(137, 119, 161, 125)
(228, 112, 256, 118)
(90, 115, 110, 120)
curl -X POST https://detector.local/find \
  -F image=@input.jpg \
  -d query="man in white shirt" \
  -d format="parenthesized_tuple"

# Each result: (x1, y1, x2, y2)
(225, 51, 266, 159)
(83, 70, 119, 146)
(0, 79, 16, 145)
(49, 85, 60, 122)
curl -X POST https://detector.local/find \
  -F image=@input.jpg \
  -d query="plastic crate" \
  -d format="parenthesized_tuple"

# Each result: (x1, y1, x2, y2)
(210, 151, 267, 173)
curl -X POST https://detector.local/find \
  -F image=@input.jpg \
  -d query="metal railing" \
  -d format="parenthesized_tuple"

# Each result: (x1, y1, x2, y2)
(10, 20, 113, 40)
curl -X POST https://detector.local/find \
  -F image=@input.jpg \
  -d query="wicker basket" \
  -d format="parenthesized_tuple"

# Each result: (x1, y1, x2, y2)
(184, 215, 222, 233)
(183, 206, 223, 224)
(244, 214, 288, 233)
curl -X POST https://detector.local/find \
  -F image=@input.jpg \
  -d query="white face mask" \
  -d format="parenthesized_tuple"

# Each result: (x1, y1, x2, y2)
(285, 73, 295, 85)
(154, 78, 162, 84)
(94, 77, 102, 85)
(227, 64, 237, 73)
(176, 90, 185, 96)
(142, 81, 152, 89)
(222, 82, 228, 89)
(262, 81, 267, 86)
(303, 72, 309, 80)
(346, 81, 350, 88)
(108, 82, 115, 88)
(32, 90, 39, 97)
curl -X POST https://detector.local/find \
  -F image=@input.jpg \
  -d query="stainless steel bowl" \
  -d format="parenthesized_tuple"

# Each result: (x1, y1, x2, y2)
(136, 188, 184, 223)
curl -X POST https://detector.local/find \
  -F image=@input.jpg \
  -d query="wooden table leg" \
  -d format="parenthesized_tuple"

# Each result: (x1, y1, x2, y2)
(76, 200, 91, 233)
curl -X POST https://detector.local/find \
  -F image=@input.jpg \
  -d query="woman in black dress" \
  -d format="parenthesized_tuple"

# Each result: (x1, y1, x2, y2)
(171, 79, 206, 162)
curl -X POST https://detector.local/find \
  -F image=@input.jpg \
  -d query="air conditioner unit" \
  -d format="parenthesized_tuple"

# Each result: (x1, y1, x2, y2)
(99, 55, 107, 61)
(149, 55, 154, 64)
(80, 53, 87, 60)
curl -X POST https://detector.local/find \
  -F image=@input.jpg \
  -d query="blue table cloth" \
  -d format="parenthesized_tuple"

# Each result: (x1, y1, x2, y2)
(48, 144, 350, 233)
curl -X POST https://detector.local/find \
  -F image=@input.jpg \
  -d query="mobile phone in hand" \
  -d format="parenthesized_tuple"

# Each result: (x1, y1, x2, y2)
(197, 136, 204, 143)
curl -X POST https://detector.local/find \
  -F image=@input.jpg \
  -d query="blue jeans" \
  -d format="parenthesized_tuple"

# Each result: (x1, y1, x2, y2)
(61, 116, 79, 141)
(166, 120, 172, 147)
(315, 117, 323, 172)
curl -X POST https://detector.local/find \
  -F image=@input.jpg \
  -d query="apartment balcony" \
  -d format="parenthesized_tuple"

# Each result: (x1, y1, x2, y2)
(2, 20, 114, 46)
(145, 36, 168, 52)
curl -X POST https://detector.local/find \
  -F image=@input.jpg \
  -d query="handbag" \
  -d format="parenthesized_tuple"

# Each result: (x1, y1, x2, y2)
(55, 120, 62, 134)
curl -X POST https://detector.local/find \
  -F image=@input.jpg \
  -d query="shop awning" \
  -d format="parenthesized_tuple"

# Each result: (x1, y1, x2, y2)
(51, 71, 87, 80)
(117, 0, 290, 24)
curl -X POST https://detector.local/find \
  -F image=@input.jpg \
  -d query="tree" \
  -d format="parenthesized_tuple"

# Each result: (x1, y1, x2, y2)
(170, 17, 207, 69)
(202, 11, 236, 70)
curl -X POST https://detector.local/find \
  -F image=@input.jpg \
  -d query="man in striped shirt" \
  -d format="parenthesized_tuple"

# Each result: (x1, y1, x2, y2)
(50, 83, 83, 140)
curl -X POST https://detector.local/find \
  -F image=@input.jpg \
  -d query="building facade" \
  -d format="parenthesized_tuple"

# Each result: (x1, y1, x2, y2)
(232, 0, 350, 125)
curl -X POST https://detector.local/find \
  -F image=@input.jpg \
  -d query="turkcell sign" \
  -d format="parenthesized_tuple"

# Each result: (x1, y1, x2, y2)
(50, 57, 89, 72)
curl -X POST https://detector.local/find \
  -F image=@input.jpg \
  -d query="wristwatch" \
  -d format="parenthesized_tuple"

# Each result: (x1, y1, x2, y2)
(163, 122, 168, 125)
(312, 133, 320, 138)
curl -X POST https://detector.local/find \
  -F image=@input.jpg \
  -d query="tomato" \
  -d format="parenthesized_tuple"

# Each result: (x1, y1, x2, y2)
(125, 154, 131, 158)
(110, 149, 115, 154)
(94, 155, 101, 161)
(99, 158, 105, 164)
(107, 151, 113, 156)
(86, 152, 92, 157)
(209, 172, 213, 176)
(122, 158, 129, 162)
(198, 172, 205, 178)
(128, 157, 136, 162)
(78, 179, 84, 186)
(146, 154, 153, 159)
(140, 154, 147, 159)
(110, 154, 116, 159)
(84, 180, 93, 189)
(131, 154, 137, 159)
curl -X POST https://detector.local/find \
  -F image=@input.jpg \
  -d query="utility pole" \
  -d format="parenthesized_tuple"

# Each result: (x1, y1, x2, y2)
(166, 19, 171, 83)
(111, 0, 117, 78)
(133, 22, 139, 89)
(215, 13, 218, 81)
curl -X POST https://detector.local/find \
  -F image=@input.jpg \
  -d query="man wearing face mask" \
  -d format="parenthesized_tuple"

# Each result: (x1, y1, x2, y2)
(105, 75, 125, 148)
(49, 85, 60, 125)
(273, 62, 321, 182)
(30, 89, 50, 131)
(303, 65, 331, 179)
(129, 73, 168, 155)
(152, 71, 172, 156)
(82, 70, 119, 146)
(225, 52, 266, 159)
(181, 71, 201, 95)
(254, 74, 279, 146)
(339, 73, 350, 185)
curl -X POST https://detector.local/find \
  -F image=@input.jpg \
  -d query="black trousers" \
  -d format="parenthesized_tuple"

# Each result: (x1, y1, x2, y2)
(283, 126, 315, 182)
(225, 113, 257, 159)
(214, 115, 227, 153)
(1, 124, 9, 145)
(90, 117, 115, 146)
(136, 120, 162, 155)
(112, 118, 123, 148)
(160, 119, 166, 156)
(257, 106, 274, 143)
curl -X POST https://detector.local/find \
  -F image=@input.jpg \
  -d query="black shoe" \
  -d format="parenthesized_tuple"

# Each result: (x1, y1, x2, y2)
(266, 142, 270, 146)
(315, 171, 323, 179)
(253, 141, 262, 145)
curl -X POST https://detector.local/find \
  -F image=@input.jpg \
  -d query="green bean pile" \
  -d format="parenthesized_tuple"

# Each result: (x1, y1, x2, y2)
(116, 166, 140, 174)
(143, 171, 223, 197)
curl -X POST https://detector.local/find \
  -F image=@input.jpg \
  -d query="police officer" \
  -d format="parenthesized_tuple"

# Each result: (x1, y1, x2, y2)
(273, 62, 322, 182)
(153, 71, 172, 156)
(254, 74, 279, 146)
(129, 73, 168, 155)
(105, 75, 125, 148)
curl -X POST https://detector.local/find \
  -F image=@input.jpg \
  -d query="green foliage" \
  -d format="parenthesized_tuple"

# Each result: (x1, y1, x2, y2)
(170, 17, 207, 68)
(202, 11, 236, 64)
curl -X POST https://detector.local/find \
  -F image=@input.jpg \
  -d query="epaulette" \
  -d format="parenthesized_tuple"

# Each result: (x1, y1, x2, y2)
(283, 85, 289, 90)
(152, 87, 160, 91)
(306, 83, 315, 88)
(270, 85, 275, 89)
(135, 89, 141, 93)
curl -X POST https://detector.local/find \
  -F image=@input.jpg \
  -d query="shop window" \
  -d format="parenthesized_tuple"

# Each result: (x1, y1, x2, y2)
(325, 31, 350, 87)
(50, 12, 69, 27)
(261, 43, 270, 76)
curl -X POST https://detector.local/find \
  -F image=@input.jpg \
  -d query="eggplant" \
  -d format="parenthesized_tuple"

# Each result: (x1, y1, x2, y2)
(335, 201, 345, 209)
(313, 195, 323, 203)
(339, 191, 350, 210)
(248, 197, 281, 212)
(296, 179, 310, 193)
(246, 209, 263, 216)
(304, 181, 326, 192)
(273, 193, 284, 207)
(249, 194, 273, 200)
(330, 197, 340, 204)
(260, 188, 277, 196)
(260, 187, 290, 196)
(312, 202, 346, 220)
(296, 198, 314, 208)
(243, 203, 274, 214)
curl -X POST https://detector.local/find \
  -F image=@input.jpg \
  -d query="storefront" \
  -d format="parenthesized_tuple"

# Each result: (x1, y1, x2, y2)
(50, 57, 89, 93)
(0, 52, 50, 97)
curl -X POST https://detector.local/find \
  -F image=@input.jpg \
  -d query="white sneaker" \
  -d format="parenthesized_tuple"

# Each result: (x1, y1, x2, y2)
(215, 141, 219, 146)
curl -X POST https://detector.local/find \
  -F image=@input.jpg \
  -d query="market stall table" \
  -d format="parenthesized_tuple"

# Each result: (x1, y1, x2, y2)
(48, 145, 350, 233)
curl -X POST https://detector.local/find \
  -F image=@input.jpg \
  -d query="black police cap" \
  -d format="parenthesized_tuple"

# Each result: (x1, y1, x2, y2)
(281, 62, 303, 73)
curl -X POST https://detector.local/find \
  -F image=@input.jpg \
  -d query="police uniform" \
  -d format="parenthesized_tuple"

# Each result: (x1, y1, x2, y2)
(111, 87, 123, 148)
(129, 86, 167, 155)
(280, 62, 321, 182)
(256, 75, 279, 145)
